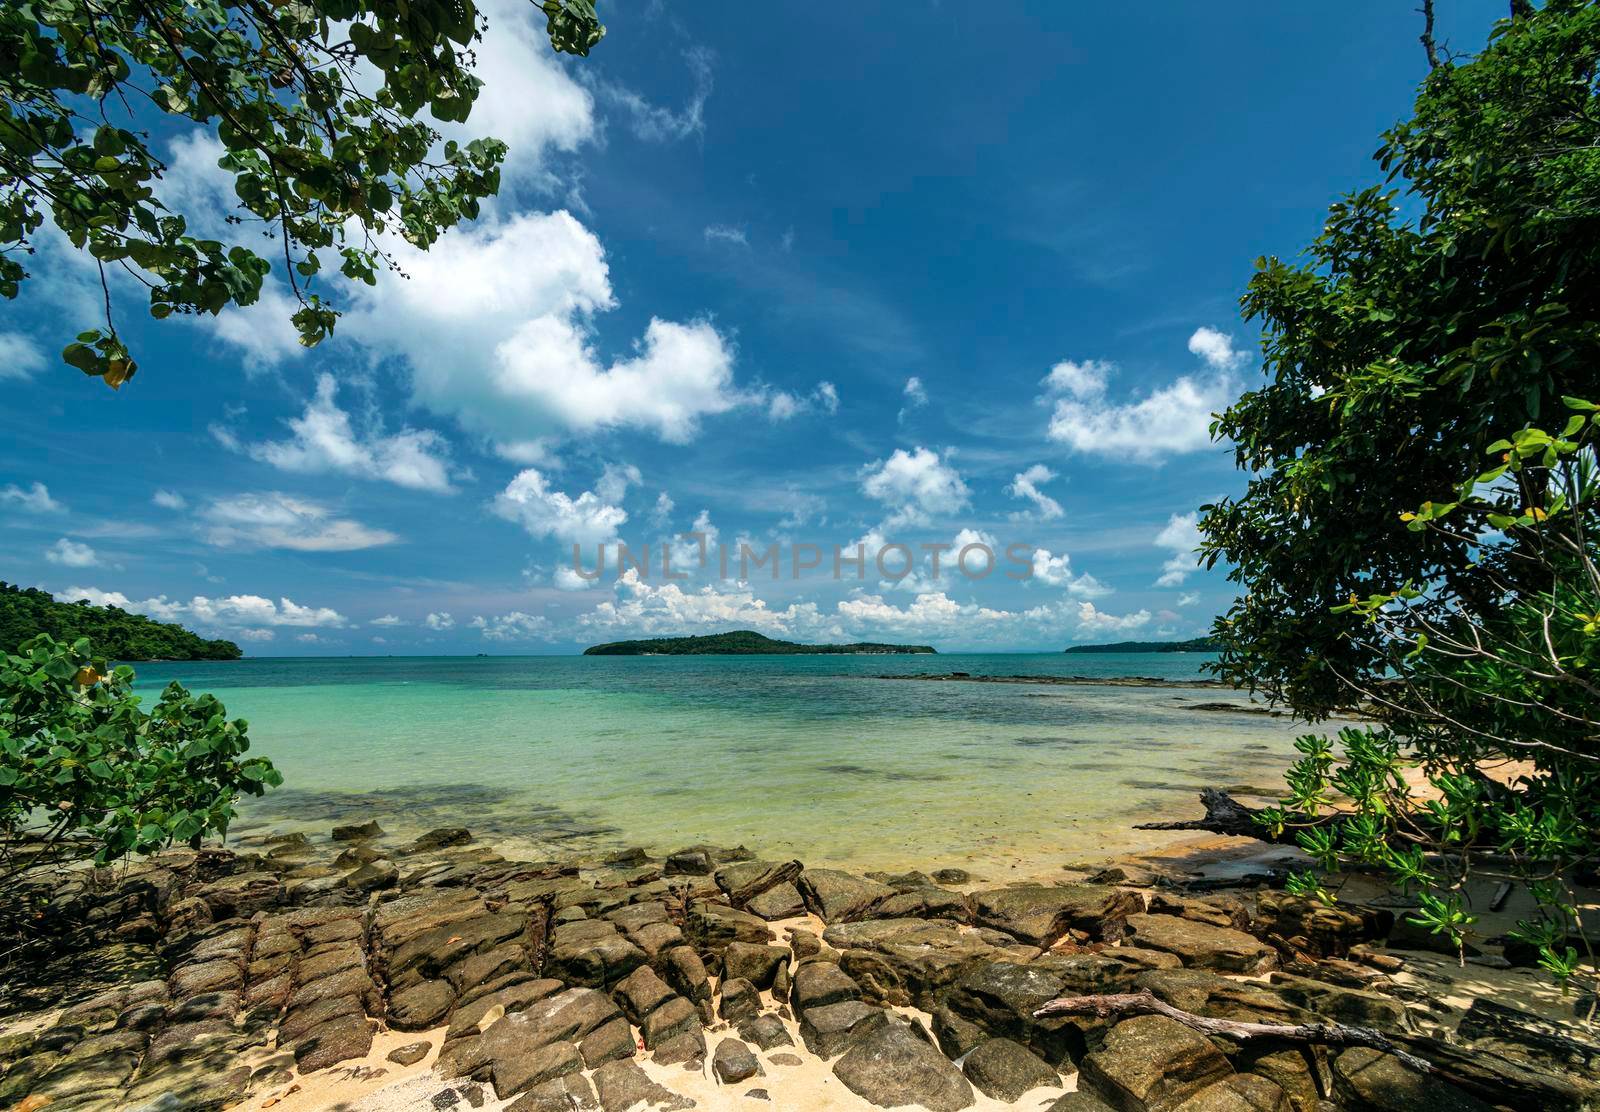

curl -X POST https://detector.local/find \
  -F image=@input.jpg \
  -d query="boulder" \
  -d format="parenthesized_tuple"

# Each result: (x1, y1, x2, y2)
(712, 1038, 763, 1084)
(824, 918, 1033, 1008)
(657, 945, 712, 1005)
(971, 884, 1141, 945)
(1252, 893, 1390, 958)
(405, 827, 473, 853)
(445, 979, 564, 1041)
(331, 820, 383, 841)
(833, 1020, 976, 1112)
(641, 996, 700, 1049)
(800, 1000, 888, 1058)
(718, 977, 761, 1024)
(714, 860, 803, 907)
(492, 1040, 582, 1098)
(391, 979, 458, 1030)
(592, 1059, 695, 1111)
(685, 901, 772, 954)
(1174, 1075, 1292, 1112)
(962, 1037, 1059, 1101)
(613, 965, 675, 1025)
(579, 1017, 636, 1070)
(867, 886, 972, 922)
(1266, 973, 1412, 1032)
(933, 868, 970, 885)
(506, 1073, 599, 1112)
(388, 1041, 432, 1066)
(292, 1013, 374, 1073)
(1331, 1048, 1491, 1112)
(343, 860, 398, 892)
(798, 870, 894, 923)
(1079, 1015, 1234, 1112)
(791, 962, 862, 1011)
(1125, 914, 1278, 975)
(722, 943, 788, 989)
(545, 920, 647, 988)
(944, 959, 1131, 1065)
(480, 988, 622, 1061)
(747, 882, 807, 921)
(738, 1013, 794, 1051)
(652, 1029, 708, 1068)
(933, 1005, 987, 1059)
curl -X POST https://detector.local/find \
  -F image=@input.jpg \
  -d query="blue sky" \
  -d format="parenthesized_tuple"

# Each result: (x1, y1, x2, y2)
(0, 1, 1508, 654)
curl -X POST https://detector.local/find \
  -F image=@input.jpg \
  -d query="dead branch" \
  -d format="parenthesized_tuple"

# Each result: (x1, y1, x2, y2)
(1133, 787, 1308, 844)
(1033, 989, 1434, 1073)
(1420, 0, 1440, 69)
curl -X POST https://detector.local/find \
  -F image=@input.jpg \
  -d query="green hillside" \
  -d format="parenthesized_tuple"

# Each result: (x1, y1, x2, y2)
(583, 630, 936, 656)
(0, 582, 242, 660)
(1063, 637, 1221, 654)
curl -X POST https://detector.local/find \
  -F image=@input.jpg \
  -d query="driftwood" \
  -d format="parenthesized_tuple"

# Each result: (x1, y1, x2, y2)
(1033, 989, 1435, 1073)
(1133, 788, 1308, 845)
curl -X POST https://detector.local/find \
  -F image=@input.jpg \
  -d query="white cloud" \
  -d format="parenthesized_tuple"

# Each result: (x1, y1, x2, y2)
(1070, 601, 1152, 640)
(370, 614, 404, 627)
(1154, 511, 1203, 587)
(1187, 326, 1247, 371)
(471, 611, 550, 641)
(2, 481, 65, 513)
(0, 332, 47, 379)
(424, 612, 455, 631)
(1177, 591, 1200, 607)
(152, 489, 187, 510)
(1007, 464, 1064, 520)
(594, 46, 713, 143)
(1029, 548, 1111, 598)
(766, 381, 843, 423)
(296, 633, 324, 643)
(46, 538, 98, 567)
(817, 382, 839, 414)
(860, 447, 969, 528)
(61, 585, 345, 629)
(1041, 332, 1241, 462)
(704, 224, 748, 246)
(837, 590, 1014, 634)
(594, 463, 642, 505)
(493, 468, 628, 546)
(236, 628, 276, 642)
(201, 493, 398, 551)
(578, 570, 829, 639)
(649, 491, 675, 528)
(245, 375, 455, 493)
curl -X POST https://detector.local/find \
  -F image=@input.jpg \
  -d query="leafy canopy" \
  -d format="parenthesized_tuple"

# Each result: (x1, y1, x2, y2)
(1, 0, 603, 387)
(1, 581, 242, 661)
(1200, 0, 1600, 986)
(0, 634, 280, 879)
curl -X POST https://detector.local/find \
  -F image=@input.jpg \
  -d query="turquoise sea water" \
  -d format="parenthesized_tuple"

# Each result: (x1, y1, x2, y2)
(131, 653, 1308, 877)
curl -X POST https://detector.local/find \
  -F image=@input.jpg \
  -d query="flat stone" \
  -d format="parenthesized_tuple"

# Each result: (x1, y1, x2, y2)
(169, 959, 243, 998)
(971, 885, 1141, 945)
(613, 965, 675, 1025)
(800, 999, 888, 1058)
(651, 1029, 707, 1069)
(825, 918, 1033, 1008)
(790, 962, 861, 1011)
(738, 1013, 794, 1051)
(406, 827, 473, 853)
(388, 1040, 433, 1066)
(480, 989, 621, 1062)
(280, 992, 365, 1042)
(492, 1039, 582, 1098)
(1266, 972, 1412, 1032)
(580, 1017, 636, 1069)
(332, 819, 384, 841)
(446, 943, 528, 996)
(1174, 1074, 1293, 1111)
(446, 979, 564, 1041)
(746, 882, 807, 921)
(833, 1020, 975, 1111)
(641, 996, 700, 1049)
(592, 1059, 696, 1111)
(715, 860, 804, 907)
(798, 869, 895, 924)
(293, 1013, 375, 1073)
(718, 977, 761, 1024)
(344, 860, 399, 892)
(1331, 1048, 1490, 1112)
(546, 920, 647, 988)
(963, 1037, 1059, 1101)
(686, 902, 772, 952)
(712, 1038, 763, 1083)
(1125, 915, 1278, 975)
(722, 942, 788, 989)
(506, 1073, 599, 1112)
(1079, 1015, 1234, 1112)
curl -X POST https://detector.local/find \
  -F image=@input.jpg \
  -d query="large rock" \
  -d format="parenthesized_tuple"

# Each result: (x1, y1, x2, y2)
(640, 996, 700, 1049)
(718, 978, 761, 1024)
(1266, 973, 1412, 1032)
(971, 885, 1141, 945)
(492, 1039, 583, 1098)
(712, 1038, 763, 1084)
(1331, 1048, 1491, 1112)
(1079, 1015, 1234, 1112)
(579, 1017, 636, 1070)
(613, 965, 675, 1025)
(685, 901, 772, 955)
(1252, 893, 1391, 958)
(507, 1073, 599, 1112)
(800, 1000, 888, 1058)
(738, 1013, 794, 1051)
(747, 882, 807, 921)
(592, 1058, 696, 1111)
(962, 1038, 1059, 1101)
(790, 962, 862, 1011)
(798, 870, 895, 923)
(1173, 1075, 1293, 1112)
(833, 1020, 975, 1112)
(722, 942, 788, 989)
(293, 1013, 374, 1072)
(480, 988, 622, 1062)
(657, 945, 712, 1004)
(824, 918, 1033, 1008)
(945, 957, 1135, 1065)
(715, 860, 803, 907)
(545, 920, 647, 988)
(390, 979, 457, 1030)
(1125, 915, 1278, 975)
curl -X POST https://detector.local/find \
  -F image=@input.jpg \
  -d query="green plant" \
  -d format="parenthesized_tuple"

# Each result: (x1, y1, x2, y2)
(1, 0, 603, 386)
(0, 634, 280, 882)
(1200, 0, 1600, 997)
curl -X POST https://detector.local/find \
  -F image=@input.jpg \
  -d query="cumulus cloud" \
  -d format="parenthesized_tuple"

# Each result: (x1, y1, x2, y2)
(766, 381, 843, 423)
(60, 585, 345, 631)
(2, 481, 65, 513)
(578, 570, 830, 639)
(471, 611, 550, 641)
(703, 224, 748, 246)
(1042, 329, 1241, 462)
(1007, 464, 1064, 520)
(424, 612, 454, 630)
(201, 493, 398, 551)
(1029, 549, 1110, 598)
(0, 332, 47, 379)
(1070, 601, 1152, 639)
(493, 468, 628, 546)
(152, 489, 187, 510)
(370, 614, 404, 627)
(1154, 511, 1203, 587)
(1177, 591, 1201, 607)
(860, 447, 969, 528)
(46, 538, 98, 567)
(243, 375, 456, 493)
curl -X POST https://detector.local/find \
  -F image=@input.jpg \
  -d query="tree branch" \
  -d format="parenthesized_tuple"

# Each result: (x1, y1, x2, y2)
(1420, 0, 1441, 70)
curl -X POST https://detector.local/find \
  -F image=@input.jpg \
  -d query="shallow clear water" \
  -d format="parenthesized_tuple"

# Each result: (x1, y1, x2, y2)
(130, 653, 1307, 876)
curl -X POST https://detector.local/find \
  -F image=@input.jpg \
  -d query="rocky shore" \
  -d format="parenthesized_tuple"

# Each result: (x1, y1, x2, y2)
(2, 820, 1597, 1112)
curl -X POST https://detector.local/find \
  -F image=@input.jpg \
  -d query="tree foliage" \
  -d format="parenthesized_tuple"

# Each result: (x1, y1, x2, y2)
(1200, 1, 1600, 989)
(1, 581, 241, 660)
(0, 634, 279, 889)
(1, 0, 603, 386)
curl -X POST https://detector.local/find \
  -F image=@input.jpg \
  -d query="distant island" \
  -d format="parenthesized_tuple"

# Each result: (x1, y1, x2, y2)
(0, 582, 242, 661)
(583, 630, 936, 656)
(1063, 636, 1221, 654)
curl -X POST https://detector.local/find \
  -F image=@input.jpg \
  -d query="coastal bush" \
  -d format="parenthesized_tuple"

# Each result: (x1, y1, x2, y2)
(1199, 0, 1600, 993)
(0, 581, 242, 661)
(1, 0, 603, 386)
(0, 634, 280, 885)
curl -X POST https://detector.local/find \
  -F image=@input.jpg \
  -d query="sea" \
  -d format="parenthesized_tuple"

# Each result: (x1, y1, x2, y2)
(129, 653, 1311, 878)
